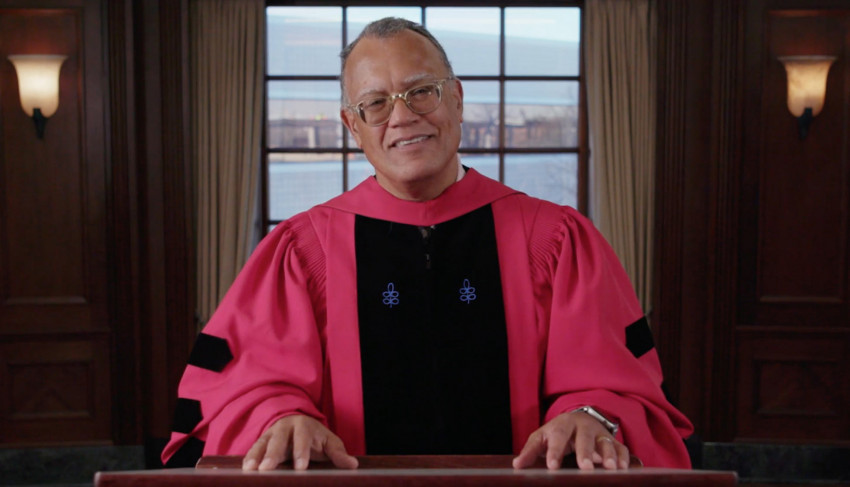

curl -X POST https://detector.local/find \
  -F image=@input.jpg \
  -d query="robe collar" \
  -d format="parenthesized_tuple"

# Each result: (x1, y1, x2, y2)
(320, 167, 520, 226)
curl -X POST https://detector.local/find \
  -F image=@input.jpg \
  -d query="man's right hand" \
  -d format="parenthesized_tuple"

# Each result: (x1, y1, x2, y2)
(241, 414, 359, 471)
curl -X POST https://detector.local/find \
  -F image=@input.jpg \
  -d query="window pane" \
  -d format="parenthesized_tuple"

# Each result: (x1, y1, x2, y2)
(460, 153, 500, 181)
(426, 8, 500, 76)
(505, 8, 580, 76)
(267, 7, 341, 75)
(347, 152, 374, 189)
(347, 7, 421, 43)
(268, 81, 342, 149)
(264, 4, 586, 233)
(505, 81, 578, 148)
(505, 153, 578, 207)
(269, 153, 343, 221)
(460, 81, 499, 150)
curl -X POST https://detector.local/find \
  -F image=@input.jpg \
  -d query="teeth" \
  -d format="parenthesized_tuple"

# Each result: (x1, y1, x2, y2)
(396, 135, 428, 147)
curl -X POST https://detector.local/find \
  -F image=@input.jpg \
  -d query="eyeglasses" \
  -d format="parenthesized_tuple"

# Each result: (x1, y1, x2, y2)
(346, 77, 454, 126)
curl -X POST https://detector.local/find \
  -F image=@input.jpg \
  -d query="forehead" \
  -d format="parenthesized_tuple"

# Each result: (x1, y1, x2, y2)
(344, 30, 448, 97)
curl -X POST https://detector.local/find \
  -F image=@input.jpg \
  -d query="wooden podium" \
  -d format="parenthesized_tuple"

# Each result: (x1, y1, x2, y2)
(94, 455, 738, 486)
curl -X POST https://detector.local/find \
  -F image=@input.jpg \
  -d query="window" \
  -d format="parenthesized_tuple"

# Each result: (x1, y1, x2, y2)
(264, 2, 586, 233)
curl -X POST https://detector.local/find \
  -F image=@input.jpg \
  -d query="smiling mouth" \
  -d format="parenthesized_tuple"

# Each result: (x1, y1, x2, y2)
(393, 135, 431, 148)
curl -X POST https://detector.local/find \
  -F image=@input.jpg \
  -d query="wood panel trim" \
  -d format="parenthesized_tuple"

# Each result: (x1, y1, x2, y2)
(4, 297, 87, 305)
(103, 0, 195, 444)
(130, 0, 195, 441)
(106, 0, 143, 444)
(157, 0, 195, 388)
(758, 296, 843, 304)
(157, 0, 196, 439)
(654, 0, 748, 441)
(735, 329, 848, 439)
(705, 0, 746, 442)
(653, 0, 688, 410)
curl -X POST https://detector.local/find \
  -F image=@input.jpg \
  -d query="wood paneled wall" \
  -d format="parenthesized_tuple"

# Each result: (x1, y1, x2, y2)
(655, 0, 850, 444)
(1, 0, 847, 450)
(0, 1, 111, 445)
(736, 5, 849, 443)
(0, 0, 194, 450)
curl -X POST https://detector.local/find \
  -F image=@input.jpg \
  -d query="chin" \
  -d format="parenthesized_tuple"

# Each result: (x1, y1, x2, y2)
(401, 163, 450, 182)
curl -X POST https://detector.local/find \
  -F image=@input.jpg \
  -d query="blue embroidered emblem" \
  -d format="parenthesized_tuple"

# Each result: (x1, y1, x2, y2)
(459, 279, 477, 304)
(382, 282, 399, 308)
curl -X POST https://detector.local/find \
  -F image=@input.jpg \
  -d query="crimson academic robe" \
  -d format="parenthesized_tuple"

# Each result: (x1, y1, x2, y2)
(161, 168, 694, 467)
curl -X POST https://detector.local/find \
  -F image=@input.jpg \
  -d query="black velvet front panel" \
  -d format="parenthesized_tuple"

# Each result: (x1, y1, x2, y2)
(355, 205, 512, 454)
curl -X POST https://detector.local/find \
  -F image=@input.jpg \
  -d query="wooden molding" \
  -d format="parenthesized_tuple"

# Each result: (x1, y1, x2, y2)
(704, 0, 745, 442)
(653, 0, 689, 415)
(105, 0, 143, 445)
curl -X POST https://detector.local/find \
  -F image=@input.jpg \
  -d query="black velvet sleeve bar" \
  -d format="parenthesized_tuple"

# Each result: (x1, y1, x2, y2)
(163, 436, 205, 468)
(626, 317, 655, 358)
(171, 397, 203, 434)
(187, 333, 233, 372)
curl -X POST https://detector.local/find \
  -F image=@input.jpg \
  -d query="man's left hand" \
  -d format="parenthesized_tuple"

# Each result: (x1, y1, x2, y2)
(512, 409, 629, 470)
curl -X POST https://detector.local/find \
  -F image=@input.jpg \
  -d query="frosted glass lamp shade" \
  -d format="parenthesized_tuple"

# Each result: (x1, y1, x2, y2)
(778, 55, 836, 117)
(7, 54, 67, 118)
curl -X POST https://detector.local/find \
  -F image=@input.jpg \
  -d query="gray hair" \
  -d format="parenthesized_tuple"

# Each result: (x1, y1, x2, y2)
(340, 17, 455, 103)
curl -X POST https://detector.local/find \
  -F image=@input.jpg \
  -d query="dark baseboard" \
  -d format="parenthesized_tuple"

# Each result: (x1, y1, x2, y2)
(0, 445, 143, 486)
(0, 441, 847, 485)
(703, 442, 850, 484)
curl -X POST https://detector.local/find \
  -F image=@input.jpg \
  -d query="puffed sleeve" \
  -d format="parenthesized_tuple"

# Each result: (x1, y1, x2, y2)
(532, 205, 693, 468)
(160, 213, 328, 466)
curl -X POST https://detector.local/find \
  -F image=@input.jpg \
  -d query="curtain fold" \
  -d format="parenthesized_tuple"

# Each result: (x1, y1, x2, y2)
(190, 0, 265, 326)
(586, 0, 657, 313)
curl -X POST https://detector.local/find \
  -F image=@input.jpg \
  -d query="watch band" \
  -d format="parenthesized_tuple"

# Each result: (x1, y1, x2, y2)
(571, 406, 619, 436)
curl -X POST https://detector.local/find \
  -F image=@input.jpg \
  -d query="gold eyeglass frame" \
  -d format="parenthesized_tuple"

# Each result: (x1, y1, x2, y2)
(346, 77, 455, 126)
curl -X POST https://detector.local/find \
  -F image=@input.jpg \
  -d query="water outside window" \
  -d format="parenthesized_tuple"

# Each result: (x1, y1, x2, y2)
(266, 6, 582, 223)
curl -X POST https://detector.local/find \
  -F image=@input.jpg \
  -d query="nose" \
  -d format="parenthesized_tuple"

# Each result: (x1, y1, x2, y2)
(386, 95, 418, 126)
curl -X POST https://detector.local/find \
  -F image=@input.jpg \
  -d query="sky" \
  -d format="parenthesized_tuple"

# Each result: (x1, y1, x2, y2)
(267, 6, 581, 43)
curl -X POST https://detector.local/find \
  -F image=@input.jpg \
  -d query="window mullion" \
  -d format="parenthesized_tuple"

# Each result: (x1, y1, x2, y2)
(263, 2, 586, 234)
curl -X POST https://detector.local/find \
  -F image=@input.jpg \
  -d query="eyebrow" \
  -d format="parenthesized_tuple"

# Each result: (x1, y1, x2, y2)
(353, 73, 441, 101)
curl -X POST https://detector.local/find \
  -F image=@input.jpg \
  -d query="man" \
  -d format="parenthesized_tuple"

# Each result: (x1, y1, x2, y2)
(161, 17, 693, 472)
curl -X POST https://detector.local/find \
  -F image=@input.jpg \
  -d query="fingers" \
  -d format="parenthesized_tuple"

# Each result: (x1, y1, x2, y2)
(512, 430, 545, 469)
(242, 415, 358, 471)
(573, 426, 597, 470)
(544, 428, 570, 470)
(515, 411, 630, 471)
(577, 434, 630, 471)
(599, 435, 630, 470)
(242, 432, 269, 471)
(291, 419, 313, 470)
(258, 424, 291, 471)
(513, 421, 576, 470)
(614, 439, 630, 469)
(595, 436, 617, 469)
(290, 416, 358, 470)
(322, 434, 359, 469)
(243, 419, 290, 471)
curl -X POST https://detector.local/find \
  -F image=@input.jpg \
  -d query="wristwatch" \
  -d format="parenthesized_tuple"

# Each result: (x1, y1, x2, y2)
(571, 406, 619, 436)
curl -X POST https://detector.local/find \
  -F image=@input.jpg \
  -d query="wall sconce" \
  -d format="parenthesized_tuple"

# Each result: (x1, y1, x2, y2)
(778, 55, 836, 140)
(7, 54, 67, 139)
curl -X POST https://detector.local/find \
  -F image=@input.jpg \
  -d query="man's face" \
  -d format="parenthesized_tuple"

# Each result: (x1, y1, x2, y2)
(341, 30, 463, 201)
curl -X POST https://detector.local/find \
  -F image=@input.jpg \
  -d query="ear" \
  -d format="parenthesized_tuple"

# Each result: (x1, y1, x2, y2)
(453, 78, 464, 123)
(341, 107, 363, 148)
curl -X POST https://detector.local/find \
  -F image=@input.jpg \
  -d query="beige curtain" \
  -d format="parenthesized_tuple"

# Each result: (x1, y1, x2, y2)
(586, 0, 657, 313)
(190, 0, 265, 326)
